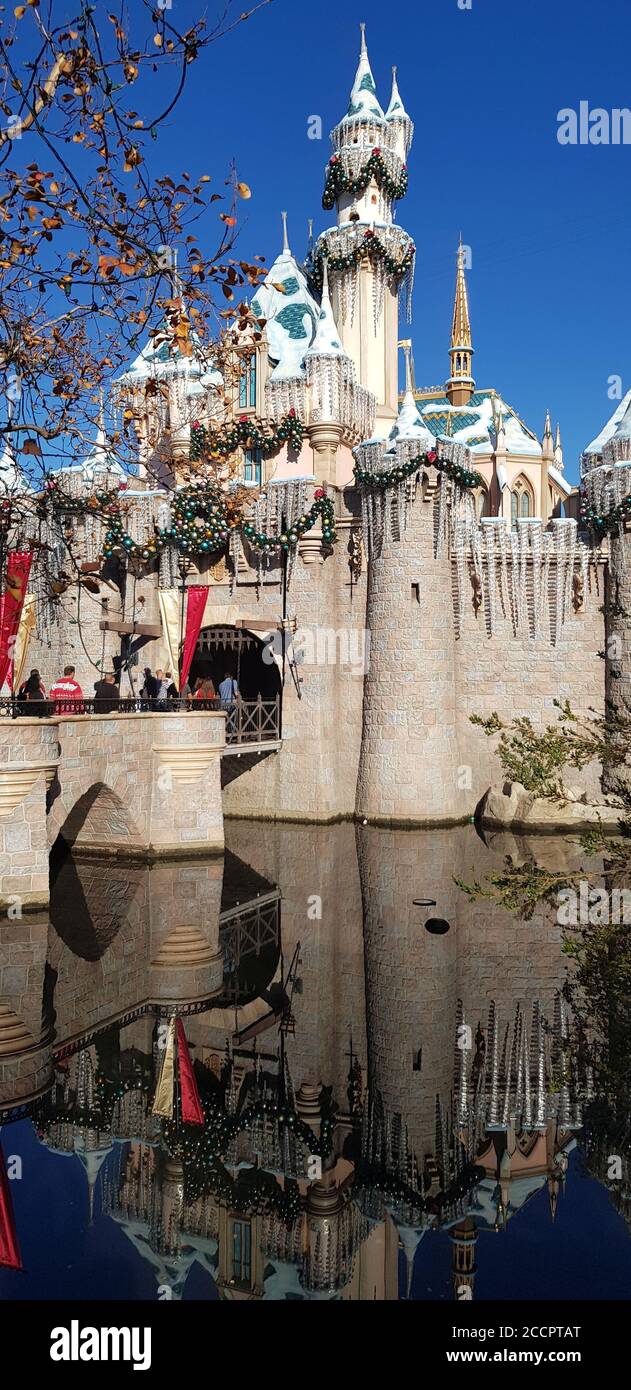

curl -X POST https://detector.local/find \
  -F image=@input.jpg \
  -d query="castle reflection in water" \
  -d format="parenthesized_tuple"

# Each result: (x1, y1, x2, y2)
(1, 821, 630, 1301)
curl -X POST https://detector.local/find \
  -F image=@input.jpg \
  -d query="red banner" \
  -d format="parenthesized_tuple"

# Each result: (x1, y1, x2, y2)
(179, 585, 207, 692)
(0, 550, 32, 692)
(0, 1142, 22, 1270)
(176, 1018, 205, 1126)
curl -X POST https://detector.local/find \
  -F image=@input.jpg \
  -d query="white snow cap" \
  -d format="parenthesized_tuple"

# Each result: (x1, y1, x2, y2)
(305, 263, 345, 358)
(344, 24, 385, 122)
(385, 66, 409, 123)
(251, 216, 319, 382)
(387, 389, 435, 450)
(583, 388, 631, 459)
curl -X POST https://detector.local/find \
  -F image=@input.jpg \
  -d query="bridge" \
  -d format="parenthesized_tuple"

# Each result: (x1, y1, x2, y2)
(0, 698, 281, 913)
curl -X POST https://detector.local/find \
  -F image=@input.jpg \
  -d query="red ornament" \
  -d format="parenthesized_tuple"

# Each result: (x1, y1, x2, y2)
(118, 481, 128, 491)
(427, 451, 437, 464)
(364, 228, 374, 238)
(288, 408, 296, 417)
(372, 147, 381, 155)
(330, 155, 339, 164)
(192, 420, 200, 430)
(239, 414, 248, 422)
(314, 487, 325, 500)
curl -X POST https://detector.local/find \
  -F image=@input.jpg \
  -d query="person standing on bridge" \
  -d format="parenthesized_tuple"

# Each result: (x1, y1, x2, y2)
(94, 671, 120, 713)
(218, 671, 240, 737)
(49, 665, 84, 714)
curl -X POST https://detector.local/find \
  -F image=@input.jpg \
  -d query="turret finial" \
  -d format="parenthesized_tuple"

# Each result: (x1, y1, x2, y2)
(360, 21, 367, 55)
(281, 210, 290, 254)
(446, 237, 475, 405)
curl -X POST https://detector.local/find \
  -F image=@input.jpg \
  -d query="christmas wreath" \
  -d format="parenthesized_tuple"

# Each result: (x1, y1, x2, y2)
(157, 482, 229, 556)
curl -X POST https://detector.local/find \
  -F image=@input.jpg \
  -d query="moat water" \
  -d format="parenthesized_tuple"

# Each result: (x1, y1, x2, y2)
(1, 820, 630, 1302)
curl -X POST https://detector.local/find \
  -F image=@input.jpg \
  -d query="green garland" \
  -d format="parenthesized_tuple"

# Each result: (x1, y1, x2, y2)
(310, 228, 415, 287)
(102, 488, 336, 561)
(190, 410, 304, 463)
(579, 488, 631, 540)
(354, 448, 483, 493)
(45, 477, 126, 513)
(322, 148, 408, 210)
(242, 491, 336, 554)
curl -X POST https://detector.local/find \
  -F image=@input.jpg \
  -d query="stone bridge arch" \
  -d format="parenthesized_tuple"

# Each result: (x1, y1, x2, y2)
(52, 781, 143, 856)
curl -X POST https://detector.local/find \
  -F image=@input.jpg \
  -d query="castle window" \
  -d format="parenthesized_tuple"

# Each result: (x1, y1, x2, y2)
(243, 449, 262, 486)
(231, 1218, 252, 1286)
(510, 476, 535, 526)
(477, 487, 490, 519)
(239, 352, 257, 410)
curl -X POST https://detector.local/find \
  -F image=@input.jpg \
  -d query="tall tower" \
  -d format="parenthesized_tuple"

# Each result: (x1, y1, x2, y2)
(316, 25, 415, 437)
(446, 239, 475, 406)
(450, 1217, 478, 1300)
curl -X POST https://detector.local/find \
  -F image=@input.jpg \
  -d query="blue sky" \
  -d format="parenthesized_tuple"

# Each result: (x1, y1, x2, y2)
(146, 0, 631, 486)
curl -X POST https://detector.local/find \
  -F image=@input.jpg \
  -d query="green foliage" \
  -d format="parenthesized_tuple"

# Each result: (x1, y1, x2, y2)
(470, 699, 627, 800)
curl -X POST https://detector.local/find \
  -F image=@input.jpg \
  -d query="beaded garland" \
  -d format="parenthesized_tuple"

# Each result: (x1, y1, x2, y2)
(322, 148, 408, 210)
(101, 486, 336, 562)
(242, 489, 336, 554)
(354, 448, 482, 493)
(189, 409, 305, 463)
(579, 487, 631, 539)
(310, 228, 415, 287)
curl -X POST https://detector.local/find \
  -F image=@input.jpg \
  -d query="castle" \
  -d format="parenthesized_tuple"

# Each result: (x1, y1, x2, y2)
(1, 24, 630, 835)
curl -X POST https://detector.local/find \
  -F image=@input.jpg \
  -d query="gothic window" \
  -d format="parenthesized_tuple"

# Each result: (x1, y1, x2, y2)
(231, 1218, 252, 1286)
(510, 476, 535, 526)
(238, 352, 257, 410)
(476, 486, 491, 519)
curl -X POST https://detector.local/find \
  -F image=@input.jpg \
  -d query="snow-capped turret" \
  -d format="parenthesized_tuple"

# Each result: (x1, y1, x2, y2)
(333, 23, 385, 139)
(385, 345, 434, 456)
(253, 214, 319, 419)
(603, 393, 631, 465)
(385, 66, 413, 160)
(304, 261, 375, 441)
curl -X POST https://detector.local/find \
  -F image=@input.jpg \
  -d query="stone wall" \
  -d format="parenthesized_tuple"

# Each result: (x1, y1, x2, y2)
(16, 484, 613, 828)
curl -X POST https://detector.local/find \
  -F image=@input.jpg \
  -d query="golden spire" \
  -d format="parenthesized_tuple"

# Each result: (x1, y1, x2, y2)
(446, 238, 475, 406)
(451, 237, 472, 352)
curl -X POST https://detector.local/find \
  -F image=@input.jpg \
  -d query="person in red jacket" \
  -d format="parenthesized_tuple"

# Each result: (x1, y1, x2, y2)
(49, 665, 84, 713)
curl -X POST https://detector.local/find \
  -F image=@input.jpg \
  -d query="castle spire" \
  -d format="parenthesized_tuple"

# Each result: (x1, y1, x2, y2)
(554, 423, 564, 472)
(337, 23, 385, 126)
(446, 238, 475, 406)
(385, 65, 413, 158)
(281, 209, 290, 254)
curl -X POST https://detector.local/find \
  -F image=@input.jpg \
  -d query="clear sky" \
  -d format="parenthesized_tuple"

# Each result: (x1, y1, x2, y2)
(71, 0, 631, 483)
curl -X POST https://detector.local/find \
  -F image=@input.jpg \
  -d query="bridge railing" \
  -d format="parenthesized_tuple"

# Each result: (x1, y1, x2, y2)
(0, 694, 281, 746)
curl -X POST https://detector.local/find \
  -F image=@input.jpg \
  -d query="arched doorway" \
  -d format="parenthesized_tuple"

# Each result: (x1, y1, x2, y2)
(189, 625, 282, 704)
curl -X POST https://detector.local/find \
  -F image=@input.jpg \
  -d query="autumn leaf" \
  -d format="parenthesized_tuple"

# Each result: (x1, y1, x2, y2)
(22, 439, 41, 456)
(220, 213, 236, 226)
(236, 182, 251, 199)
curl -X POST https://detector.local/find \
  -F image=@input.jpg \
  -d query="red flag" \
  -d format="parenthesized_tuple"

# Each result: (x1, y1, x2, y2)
(176, 1018, 204, 1126)
(179, 585, 207, 693)
(0, 551, 32, 692)
(0, 1142, 22, 1271)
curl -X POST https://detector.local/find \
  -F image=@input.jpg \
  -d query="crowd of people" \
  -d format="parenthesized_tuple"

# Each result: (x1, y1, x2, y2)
(13, 664, 242, 719)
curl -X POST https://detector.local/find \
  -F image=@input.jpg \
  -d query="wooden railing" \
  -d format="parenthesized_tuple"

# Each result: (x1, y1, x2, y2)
(0, 694, 282, 746)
